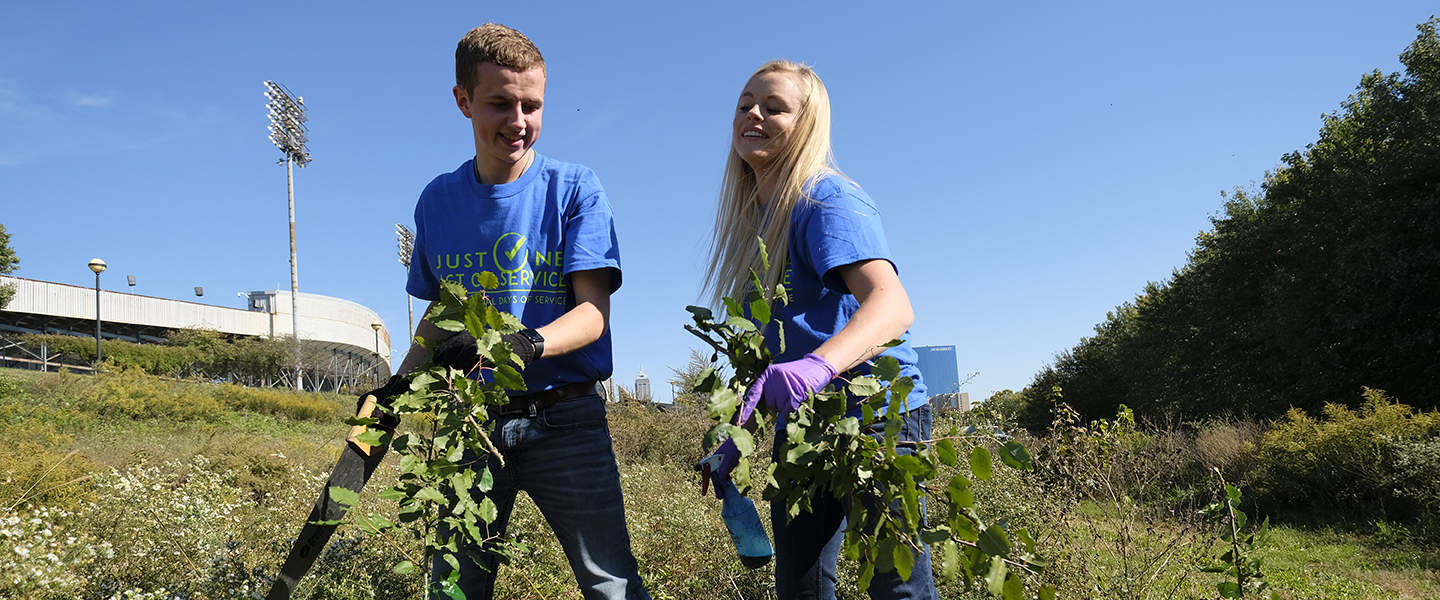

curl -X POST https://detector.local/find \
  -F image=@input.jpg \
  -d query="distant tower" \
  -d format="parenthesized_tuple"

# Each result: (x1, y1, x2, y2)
(635, 368, 652, 403)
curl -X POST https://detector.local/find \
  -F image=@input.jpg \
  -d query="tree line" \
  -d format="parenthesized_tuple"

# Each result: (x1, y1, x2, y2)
(1015, 19, 1440, 428)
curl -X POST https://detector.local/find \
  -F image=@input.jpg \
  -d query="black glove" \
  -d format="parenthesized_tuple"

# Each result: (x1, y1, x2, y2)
(432, 330, 542, 370)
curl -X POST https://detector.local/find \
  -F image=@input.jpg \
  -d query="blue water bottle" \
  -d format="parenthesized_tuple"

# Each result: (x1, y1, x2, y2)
(699, 455, 774, 568)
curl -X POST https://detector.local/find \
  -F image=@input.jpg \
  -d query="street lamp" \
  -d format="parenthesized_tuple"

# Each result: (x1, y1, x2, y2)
(370, 322, 383, 386)
(265, 80, 311, 390)
(88, 258, 106, 366)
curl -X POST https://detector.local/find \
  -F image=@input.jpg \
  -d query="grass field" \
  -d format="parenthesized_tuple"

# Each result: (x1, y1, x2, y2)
(1, 366, 1436, 599)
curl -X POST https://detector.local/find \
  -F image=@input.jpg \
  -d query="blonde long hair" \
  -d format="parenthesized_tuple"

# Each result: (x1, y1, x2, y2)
(704, 60, 846, 306)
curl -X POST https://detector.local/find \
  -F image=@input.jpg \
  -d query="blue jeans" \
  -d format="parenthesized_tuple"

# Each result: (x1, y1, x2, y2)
(772, 404, 938, 600)
(430, 394, 650, 600)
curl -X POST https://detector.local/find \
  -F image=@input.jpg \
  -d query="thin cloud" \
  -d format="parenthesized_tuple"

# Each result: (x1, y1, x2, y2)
(68, 93, 115, 108)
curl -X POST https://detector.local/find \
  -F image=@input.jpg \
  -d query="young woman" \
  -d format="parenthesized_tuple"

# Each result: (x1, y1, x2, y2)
(703, 60, 938, 599)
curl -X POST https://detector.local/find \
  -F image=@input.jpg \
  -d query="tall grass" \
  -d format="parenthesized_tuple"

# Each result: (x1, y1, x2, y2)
(1, 368, 1437, 599)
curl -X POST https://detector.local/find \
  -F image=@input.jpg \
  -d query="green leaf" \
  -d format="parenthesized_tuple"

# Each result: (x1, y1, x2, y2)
(481, 304, 506, 332)
(414, 486, 447, 504)
(685, 305, 714, 321)
(1218, 581, 1242, 598)
(893, 543, 915, 582)
(478, 467, 494, 493)
(498, 311, 524, 331)
(355, 428, 387, 447)
(723, 297, 744, 318)
(978, 525, 1011, 558)
(873, 356, 901, 380)
(328, 486, 360, 507)
(475, 271, 499, 290)
(431, 319, 464, 332)
(728, 426, 756, 455)
(693, 367, 721, 393)
(888, 376, 915, 411)
(935, 438, 958, 467)
(894, 455, 929, 478)
(997, 441, 1033, 471)
(392, 560, 416, 575)
(947, 474, 975, 510)
(875, 538, 896, 574)
(448, 470, 476, 494)
(1040, 584, 1057, 600)
(750, 294, 771, 326)
(408, 371, 439, 390)
(857, 560, 876, 593)
(1002, 573, 1023, 600)
(706, 387, 740, 423)
(494, 364, 526, 390)
(847, 376, 882, 397)
(725, 315, 757, 332)
(785, 441, 817, 464)
(463, 310, 487, 342)
(757, 237, 770, 271)
(835, 417, 861, 437)
(478, 497, 498, 524)
(941, 541, 960, 580)
(984, 556, 1008, 595)
(969, 446, 993, 481)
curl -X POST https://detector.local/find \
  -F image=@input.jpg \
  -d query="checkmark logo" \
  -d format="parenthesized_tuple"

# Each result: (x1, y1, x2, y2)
(506, 236, 526, 261)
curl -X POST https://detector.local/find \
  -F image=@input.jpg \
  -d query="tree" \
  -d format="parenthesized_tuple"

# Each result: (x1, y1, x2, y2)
(1025, 18, 1440, 424)
(616, 384, 638, 403)
(667, 348, 718, 411)
(0, 224, 18, 309)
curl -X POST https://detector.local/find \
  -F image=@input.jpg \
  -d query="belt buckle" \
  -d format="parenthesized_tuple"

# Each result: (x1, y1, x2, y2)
(525, 401, 538, 418)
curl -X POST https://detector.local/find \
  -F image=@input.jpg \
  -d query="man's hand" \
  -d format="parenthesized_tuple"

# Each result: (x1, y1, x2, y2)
(738, 353, 838, 424)
(431, 330, 542, 371)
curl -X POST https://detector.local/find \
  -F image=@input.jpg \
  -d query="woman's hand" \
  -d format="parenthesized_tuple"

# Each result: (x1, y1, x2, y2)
(738, 353, 838, 424)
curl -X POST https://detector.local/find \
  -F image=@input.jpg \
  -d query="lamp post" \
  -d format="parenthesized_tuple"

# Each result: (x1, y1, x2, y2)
(370, 322, 383, 386)
(265, 80, 311, 390)
(87, 258, 106, 366)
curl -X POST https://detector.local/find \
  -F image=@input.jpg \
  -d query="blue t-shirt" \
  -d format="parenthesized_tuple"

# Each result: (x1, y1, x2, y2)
(768, 175, 929, 412)
(406, 154, 622, 393)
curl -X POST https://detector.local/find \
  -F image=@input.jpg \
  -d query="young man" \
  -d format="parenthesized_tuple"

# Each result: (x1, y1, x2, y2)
(370, 23, 649, 600)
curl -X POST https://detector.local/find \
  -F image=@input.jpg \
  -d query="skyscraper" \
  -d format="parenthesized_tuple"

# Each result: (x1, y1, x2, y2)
(635, 368, 651, 403)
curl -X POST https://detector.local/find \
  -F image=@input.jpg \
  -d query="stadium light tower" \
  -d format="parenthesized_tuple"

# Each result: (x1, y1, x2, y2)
(396, 223, 415, 336)
(265, 80, 311, 390)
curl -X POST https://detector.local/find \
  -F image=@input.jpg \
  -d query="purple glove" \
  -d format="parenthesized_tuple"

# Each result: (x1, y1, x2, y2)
(739, 353, 838, 424)
(696, 439, 740, 497)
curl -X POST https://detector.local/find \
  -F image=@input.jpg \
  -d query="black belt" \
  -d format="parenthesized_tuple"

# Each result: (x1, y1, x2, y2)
(492, 381, 597, 418)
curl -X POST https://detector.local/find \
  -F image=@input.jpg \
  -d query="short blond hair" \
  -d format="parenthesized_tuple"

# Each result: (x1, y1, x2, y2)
(455, 24, 545, 94)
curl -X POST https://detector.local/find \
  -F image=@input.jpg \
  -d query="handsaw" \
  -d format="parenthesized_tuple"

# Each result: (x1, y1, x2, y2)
(266, 395, 396, 599)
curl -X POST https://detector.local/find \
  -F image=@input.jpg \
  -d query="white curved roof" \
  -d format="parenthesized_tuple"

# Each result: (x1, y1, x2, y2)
(0, 276, 390, 366)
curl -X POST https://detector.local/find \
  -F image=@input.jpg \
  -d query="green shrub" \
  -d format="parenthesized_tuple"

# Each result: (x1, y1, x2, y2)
(211, 383, 343, 422)
(1252, 388, 1440, 528)
(78, 369, 223, 421)
(606, 402, 712, 465)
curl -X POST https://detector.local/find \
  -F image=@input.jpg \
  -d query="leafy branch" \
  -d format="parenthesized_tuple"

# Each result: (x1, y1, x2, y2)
(685, 239, 1055, 599)
(329, 275, 530, 599)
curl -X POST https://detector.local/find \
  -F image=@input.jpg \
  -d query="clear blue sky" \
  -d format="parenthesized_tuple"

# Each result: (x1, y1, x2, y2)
(3, 2, 1435, 402)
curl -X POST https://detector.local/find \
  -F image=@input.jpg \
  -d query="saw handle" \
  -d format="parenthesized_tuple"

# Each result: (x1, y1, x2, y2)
(347, 395, 380, 455)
